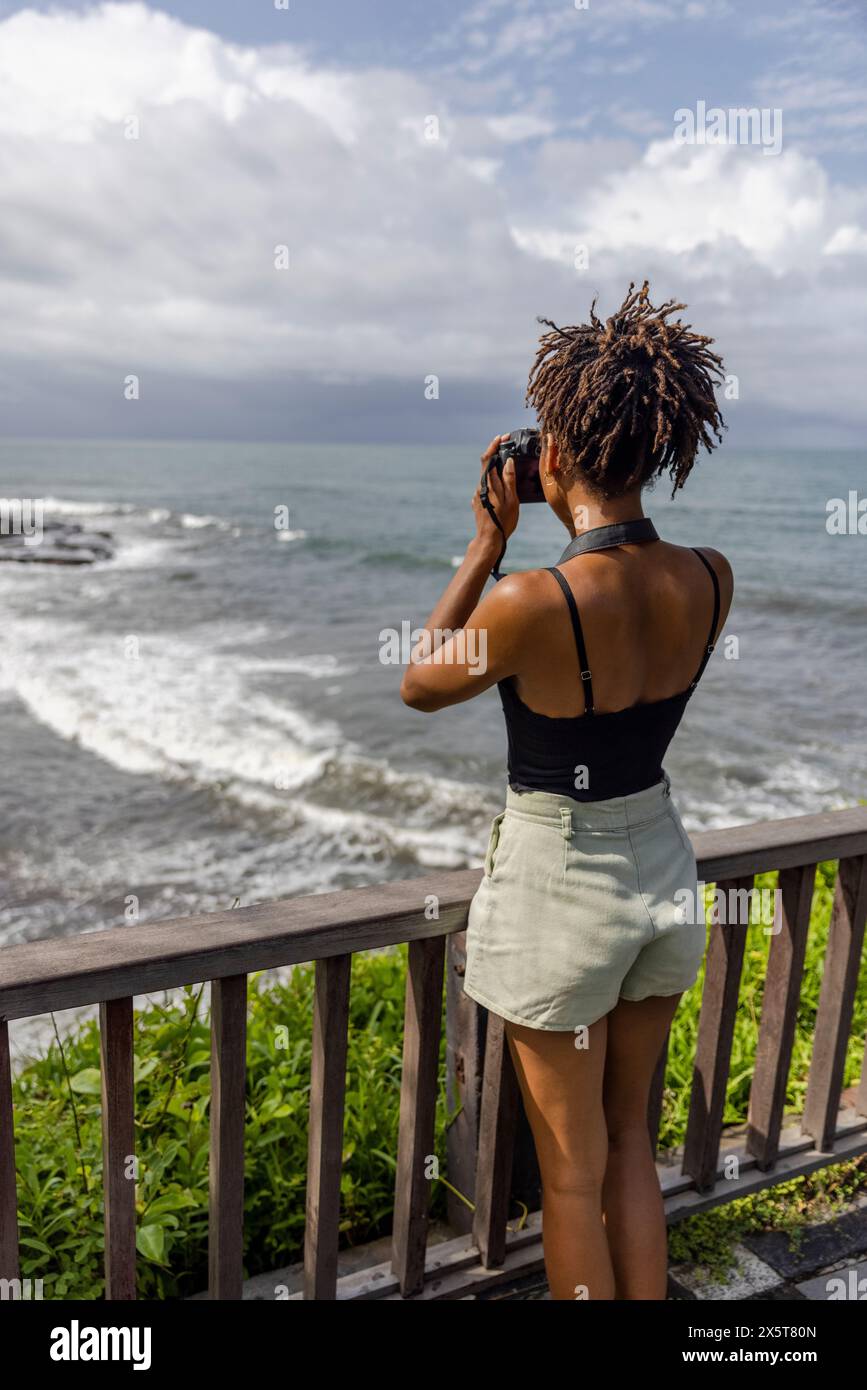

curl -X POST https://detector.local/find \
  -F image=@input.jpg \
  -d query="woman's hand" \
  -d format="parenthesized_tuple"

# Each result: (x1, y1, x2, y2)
(402, 435, 522, 711)
(471, 434, 519, 556)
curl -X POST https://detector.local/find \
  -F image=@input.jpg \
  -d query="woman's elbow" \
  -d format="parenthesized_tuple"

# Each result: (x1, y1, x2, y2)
(400, 670, 440, 712)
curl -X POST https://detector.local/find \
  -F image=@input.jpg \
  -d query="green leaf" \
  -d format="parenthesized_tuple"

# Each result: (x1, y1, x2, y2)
(136, 1224, 166, 1264)
(69, 1068, 102, 1095)
(18, 1236, 54, 1256)
(145, 1191, 199, 1216)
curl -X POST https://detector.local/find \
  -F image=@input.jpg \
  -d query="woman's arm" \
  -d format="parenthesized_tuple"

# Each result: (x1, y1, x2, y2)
(415, 534, 501, 650)
(400, 434, 524, 712)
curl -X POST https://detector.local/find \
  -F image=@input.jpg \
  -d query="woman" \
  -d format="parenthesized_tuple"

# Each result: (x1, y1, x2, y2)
(400, 282, 733, 1301)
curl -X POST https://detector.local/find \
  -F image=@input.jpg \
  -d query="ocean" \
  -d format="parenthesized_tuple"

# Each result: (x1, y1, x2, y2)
(1, 440, 865, 950)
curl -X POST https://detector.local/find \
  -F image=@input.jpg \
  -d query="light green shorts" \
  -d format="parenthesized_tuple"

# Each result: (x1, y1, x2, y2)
(463, 774, 705, 1031)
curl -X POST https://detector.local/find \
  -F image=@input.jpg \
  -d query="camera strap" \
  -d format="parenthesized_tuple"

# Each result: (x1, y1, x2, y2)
(480, 476, 659, 581)
(479, 458, 508, 580)
(556, 517, 659, 563)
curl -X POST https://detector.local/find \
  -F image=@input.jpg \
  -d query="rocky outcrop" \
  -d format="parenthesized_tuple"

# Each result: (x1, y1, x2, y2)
(0, 520, 115, 564)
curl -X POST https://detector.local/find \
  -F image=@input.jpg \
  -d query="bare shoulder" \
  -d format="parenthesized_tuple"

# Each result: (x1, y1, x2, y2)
(692, 546, 734, 596)
(687, 545, 734, 633)
(479, 566, 564, 619)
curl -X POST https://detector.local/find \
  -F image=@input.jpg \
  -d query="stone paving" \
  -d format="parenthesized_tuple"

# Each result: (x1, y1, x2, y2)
(669, 1194, 867, 1302)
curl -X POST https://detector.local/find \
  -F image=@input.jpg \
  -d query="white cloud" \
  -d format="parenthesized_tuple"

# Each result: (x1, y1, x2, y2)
(434, 0, 733, 72)
(512, 138, 864, 275)
(486, 113, 557, 143)
(750, 4, 867, 153)
(0, 2, 547, 385)
(824, 225, 867, 256)
(0, 1, 865, 441)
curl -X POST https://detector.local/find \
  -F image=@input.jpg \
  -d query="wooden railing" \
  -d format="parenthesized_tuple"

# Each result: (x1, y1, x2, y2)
(1, 806, 866, 1300)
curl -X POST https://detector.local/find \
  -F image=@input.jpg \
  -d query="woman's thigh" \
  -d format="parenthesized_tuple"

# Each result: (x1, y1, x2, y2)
(504, 1016, 609, 1180)
(602, 993, 682, 1135)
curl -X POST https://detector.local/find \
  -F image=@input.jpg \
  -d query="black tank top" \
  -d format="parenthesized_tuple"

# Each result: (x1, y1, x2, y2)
(498, 548, 720, 802)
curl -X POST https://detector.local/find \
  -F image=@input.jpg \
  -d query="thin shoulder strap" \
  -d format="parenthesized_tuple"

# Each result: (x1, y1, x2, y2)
(546, 566, 594, 715)
(689, 548, 721, 691)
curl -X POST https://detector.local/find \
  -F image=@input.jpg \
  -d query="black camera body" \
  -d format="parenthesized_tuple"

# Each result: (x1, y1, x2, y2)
(493, 428, 545, 503)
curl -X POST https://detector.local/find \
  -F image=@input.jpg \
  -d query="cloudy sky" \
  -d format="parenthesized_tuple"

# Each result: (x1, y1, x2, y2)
(1, 0, 865, 443)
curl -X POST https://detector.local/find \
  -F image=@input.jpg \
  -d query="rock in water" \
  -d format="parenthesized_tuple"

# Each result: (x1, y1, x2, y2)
(0, 520, 115, 564)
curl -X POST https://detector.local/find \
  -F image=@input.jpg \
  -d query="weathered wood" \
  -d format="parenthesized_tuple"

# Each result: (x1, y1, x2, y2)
(446, 970, 543, 1237)
(0, 1020, 19, 1283)
(682, 877, 753, 1191)
(691, 807, 867, 883)
(0, 870, 480, 1021)
(1, 807, 866, 1021)
(100, 997, 136, 1300)
(445, 931, 487, 1234)
(747, 864, 816, 1169)
(391, 936, 446, 1296)
(304, 953, 351, 1300)
(472, 1013, 520, 1268)
(803, 855, 867, 1150)
(647, 1029, 671, 1158)
(208, 975, 247, 1300)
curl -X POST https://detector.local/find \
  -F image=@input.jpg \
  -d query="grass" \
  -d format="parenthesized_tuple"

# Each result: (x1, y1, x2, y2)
(9, 858, 867, 1297)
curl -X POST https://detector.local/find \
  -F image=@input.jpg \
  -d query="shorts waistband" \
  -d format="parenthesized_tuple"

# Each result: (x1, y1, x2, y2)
(504, 771, 672, 833)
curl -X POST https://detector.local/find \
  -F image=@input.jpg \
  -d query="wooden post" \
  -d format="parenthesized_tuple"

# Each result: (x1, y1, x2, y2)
(445, 932, 486, 1233)
(446, 937, 541, 1234)
(100, 997, 136, 1300)
(472, 1013, 520, 1268)
(682, 877, 752, 1191)
(0, 1020, 19, 1283)
(803, 856, 867, 1150)
(391, 936, 445, 1296)
(303, 954, 351, 1299)
(747, 865, 815, 1169)
(208, 975, 248, 1300)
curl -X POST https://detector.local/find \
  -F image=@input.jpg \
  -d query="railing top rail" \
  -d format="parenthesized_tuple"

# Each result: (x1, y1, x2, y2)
(694, 804, 867, 881)
(0, 869, 481, 1021)
(1, 806, 866, 1023)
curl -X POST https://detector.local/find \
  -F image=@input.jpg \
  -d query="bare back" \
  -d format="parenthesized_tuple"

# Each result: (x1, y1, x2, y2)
(511, 541, 733, 719)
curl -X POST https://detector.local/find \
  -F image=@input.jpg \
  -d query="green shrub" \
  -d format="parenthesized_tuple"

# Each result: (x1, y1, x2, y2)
(13, 947, 450, 1299)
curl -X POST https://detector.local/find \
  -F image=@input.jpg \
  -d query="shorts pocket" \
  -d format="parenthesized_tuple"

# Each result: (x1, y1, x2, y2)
(667, 806, 695, 863)
(483, 811, 506, 878)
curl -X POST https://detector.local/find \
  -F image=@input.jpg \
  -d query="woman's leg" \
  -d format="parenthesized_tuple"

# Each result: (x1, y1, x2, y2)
(504, 1016, 613, 1300)
(601, 993, 682, 1299)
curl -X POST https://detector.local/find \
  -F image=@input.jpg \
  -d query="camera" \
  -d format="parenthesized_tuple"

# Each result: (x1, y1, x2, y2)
(492, 428, 545, 503)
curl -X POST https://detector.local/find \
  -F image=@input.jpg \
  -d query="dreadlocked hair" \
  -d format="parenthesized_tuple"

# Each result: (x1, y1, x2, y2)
(525, 280, 726, 499)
